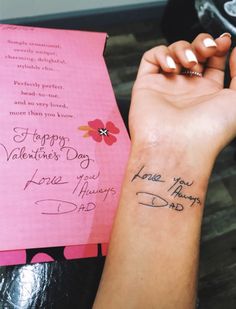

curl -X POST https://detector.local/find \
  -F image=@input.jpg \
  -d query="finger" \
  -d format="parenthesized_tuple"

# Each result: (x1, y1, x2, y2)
(191, 33, 218, 63)
(169, 40, 203, 73)
(137, 45, 179, 78)
(204, 33, 231, 85)
(229, 47, 236, 90)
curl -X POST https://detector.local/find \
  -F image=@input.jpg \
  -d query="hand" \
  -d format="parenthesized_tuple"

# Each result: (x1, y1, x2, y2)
(130, 33, 235, 163)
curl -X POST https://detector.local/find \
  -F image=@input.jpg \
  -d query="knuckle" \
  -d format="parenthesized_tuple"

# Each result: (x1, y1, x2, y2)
(196, 33, 213, 40)
(142, 45, 167, 59)
(170, 40, 190, 50)
(142, 50, 149, 58)
(177, 40, 190, 45)
(152, 45, 168, 54)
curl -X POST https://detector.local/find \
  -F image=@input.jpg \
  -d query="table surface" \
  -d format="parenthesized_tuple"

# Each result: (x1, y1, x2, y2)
(0, 0, 167, 22)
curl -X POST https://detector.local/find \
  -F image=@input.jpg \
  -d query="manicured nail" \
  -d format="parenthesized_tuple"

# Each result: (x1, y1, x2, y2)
(220, 32, 231, 38)
(166, 56, 176, 69)
(185, 49, 198, 63)
(203, 38, 217, 48)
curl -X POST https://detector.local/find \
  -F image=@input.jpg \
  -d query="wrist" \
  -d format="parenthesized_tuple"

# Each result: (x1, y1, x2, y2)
(130, 139, 215, 177)
(125, 143, 214, 214)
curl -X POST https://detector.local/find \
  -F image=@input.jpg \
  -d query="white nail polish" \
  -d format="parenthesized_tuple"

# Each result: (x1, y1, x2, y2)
(166, 56, 176, 69)
(185, 49, 198, 63)
(203, 38, 217, 48)
(219, 32, 231, 38)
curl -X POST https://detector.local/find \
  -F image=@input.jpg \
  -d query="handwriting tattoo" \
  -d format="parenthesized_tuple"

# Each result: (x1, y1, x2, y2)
(132, 167, 201, 212)
(131, 165, 165, 183)
(136, 192, 184, 211)
(168, 177, 201, 207)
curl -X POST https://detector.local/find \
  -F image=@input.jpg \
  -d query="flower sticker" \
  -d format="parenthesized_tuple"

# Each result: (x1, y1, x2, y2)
(79, 119, 120, 145)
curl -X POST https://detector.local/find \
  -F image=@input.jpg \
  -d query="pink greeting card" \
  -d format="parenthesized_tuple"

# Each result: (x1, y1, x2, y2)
(0, 24, 130, 262)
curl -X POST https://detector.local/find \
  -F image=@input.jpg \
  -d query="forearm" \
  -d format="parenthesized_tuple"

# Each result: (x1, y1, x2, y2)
(93, 144, 214, 309)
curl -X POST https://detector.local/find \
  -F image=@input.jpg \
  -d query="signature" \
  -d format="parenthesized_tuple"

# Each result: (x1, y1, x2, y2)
(35, 199, 96, 215)
(136, 192, 184, 211)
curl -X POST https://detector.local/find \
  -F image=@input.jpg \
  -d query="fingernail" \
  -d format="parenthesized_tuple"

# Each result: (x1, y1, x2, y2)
(185, 49, 198, 63)
(203, 38, 217, 48)
(166, 56, 176, 69)
(219, 32, 231, 38)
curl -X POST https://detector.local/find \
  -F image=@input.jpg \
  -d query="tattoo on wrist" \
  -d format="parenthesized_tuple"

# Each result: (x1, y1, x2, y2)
(131, 165, 165, 183)
(132, 165, 201, 212)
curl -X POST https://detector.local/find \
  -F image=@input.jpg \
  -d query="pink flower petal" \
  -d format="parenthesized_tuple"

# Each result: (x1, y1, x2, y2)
(89, 130, 102, 142)
(104, 134, 117, 145)
(106, 121, 120, 134)
(88, 119, 104, 130)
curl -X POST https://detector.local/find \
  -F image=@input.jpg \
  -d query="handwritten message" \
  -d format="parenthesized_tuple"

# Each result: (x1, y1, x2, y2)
(132, 165, 201, 212)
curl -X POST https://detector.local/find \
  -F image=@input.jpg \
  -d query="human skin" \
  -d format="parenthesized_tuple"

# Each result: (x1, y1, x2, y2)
(93, 33, 236, 308)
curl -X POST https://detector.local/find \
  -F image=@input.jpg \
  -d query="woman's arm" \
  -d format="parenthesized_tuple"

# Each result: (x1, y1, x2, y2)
(94, 146, 212, 308)
(93, 32, 236, 308)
